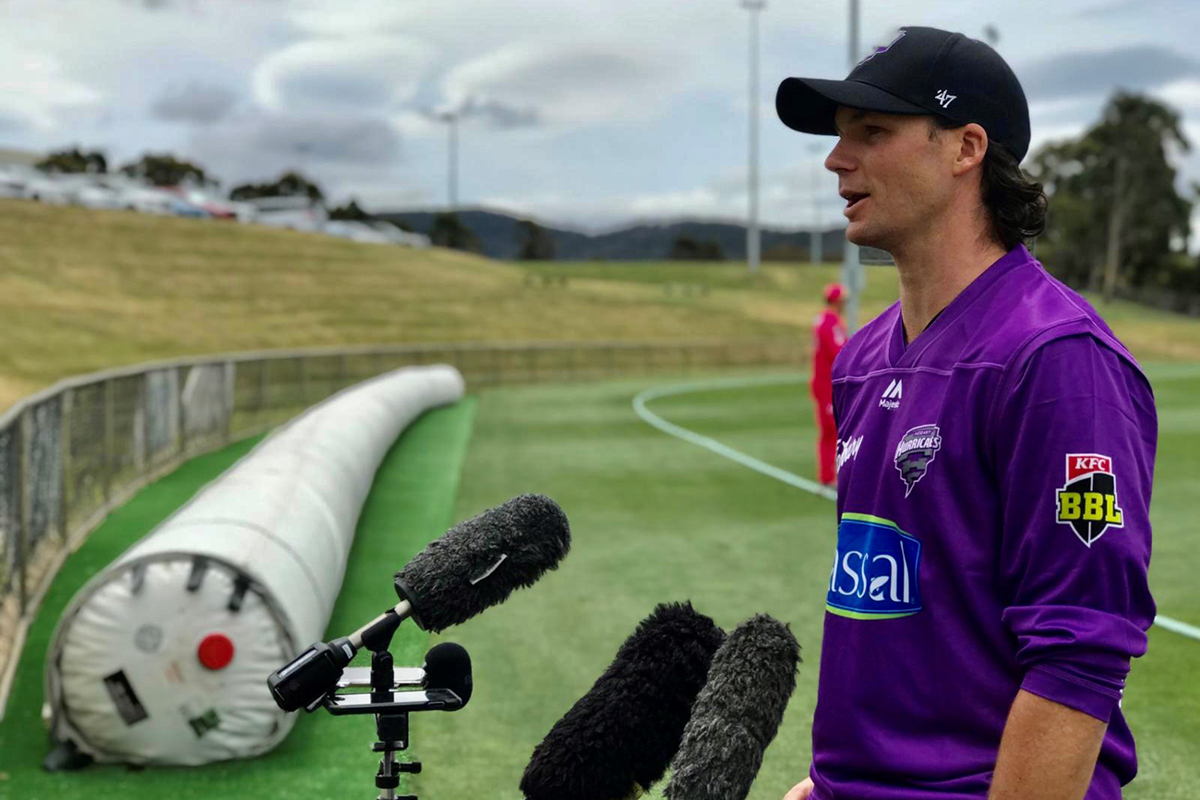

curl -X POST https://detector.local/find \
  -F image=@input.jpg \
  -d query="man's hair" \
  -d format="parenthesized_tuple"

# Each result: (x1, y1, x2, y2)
(929, 118, 1046, 251)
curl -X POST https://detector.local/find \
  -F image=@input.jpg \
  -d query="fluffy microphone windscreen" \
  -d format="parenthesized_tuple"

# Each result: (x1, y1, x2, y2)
(422, 641, 473, 708)
(520, 602, 726, 800)
(664, 614, 800, 800)
(394, 494, 570, 633)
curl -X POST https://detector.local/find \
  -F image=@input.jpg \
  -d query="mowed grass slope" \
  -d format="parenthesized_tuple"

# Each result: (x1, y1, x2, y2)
(413, 368, 1198, 799)
(0, 200, 839, 411)
(7, 197, 1200, 413)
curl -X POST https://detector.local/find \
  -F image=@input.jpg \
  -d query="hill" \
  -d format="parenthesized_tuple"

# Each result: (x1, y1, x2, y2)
(4, 199, 1199, 414)
(374, 208, 882, 262)
(0, 200, 877, 413)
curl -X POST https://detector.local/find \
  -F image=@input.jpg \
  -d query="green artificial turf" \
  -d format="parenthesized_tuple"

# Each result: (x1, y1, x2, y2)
(2, 363, 1195, 800)
(0, 396, 477, 800)
(411, 368, 1197, 800)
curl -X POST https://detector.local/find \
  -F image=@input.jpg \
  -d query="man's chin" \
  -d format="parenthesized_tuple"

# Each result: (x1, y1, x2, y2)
(845, 223, 889, 252)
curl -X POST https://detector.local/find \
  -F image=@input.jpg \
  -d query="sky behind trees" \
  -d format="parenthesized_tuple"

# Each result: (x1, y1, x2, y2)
(3, 0, 1199, 239)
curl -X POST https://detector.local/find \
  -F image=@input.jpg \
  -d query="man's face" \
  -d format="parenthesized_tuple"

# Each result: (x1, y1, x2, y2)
(825, 108, 956, 252)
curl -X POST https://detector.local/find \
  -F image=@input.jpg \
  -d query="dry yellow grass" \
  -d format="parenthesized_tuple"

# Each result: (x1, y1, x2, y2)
(2, 198, 1195, 413)
(0, 200, 830, 411)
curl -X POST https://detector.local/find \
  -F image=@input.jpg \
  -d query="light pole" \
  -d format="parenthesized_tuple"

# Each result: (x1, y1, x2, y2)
(842, 0, 862, 331)
(741, 0, 766, 274)
(809, 142, 824, 264)
(438, 111, 459, 212)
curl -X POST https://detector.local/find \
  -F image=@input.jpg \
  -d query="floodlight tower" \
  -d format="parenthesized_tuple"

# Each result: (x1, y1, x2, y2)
(809, 142, 824, 264)
(843, 0, 862, 331)
(741, 0, 766, 273)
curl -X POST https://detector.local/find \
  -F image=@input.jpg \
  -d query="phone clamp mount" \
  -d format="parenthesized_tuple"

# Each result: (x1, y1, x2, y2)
(305, 611, 468, 800)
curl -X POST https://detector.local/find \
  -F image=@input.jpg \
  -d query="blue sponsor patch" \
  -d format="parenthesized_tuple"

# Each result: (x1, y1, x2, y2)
(827, 513, 922, 619)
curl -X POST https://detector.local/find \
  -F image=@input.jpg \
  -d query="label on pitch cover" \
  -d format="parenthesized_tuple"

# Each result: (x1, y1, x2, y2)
(826, 513, 923, 619)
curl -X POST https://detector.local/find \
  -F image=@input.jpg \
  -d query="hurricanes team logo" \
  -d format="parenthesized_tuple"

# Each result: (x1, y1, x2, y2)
(1056, 454, 1124, 547)
(894, 424, 941, 497)
(858, 30, 907, 65)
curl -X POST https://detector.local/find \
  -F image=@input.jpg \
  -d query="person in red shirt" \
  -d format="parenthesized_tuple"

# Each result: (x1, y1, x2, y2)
(811, 283, 847, 486)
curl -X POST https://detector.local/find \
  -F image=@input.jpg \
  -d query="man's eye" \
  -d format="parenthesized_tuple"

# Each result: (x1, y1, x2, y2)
(866, 126, 886, 136)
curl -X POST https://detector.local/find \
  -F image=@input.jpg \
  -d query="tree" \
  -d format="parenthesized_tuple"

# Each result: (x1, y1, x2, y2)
(667, 236, 725, 261)
(1030, 91, 1192, 302)
(119, 153, 211, 187)
(37, 147, 107, 174)
(329, 199, 370, 221)
(430, 212, 482, 253)
(517, 219, 555, 260)
(229, 171, 324, 202)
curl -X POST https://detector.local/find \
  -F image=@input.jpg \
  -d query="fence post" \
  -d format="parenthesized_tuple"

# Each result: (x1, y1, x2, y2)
(258, 359, 269, 419)
(103, 379, 115, 504)
(15, 409, 30, 617)
(59, 389, 72, 544)
(224, 361, 235, 444)
(298, 356, 309, 406)
(136, 373, 148, 475)
(177, 366, 188, 455)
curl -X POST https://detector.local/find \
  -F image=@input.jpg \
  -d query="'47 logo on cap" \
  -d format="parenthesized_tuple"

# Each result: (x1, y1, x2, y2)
(1056, 454, 1124, 547)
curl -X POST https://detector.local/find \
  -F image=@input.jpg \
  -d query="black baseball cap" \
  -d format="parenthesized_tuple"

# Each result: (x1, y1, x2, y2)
(776, 26, 1031, 161)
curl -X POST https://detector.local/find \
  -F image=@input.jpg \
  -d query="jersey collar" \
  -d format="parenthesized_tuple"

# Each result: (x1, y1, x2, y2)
(888, 244, 1035, 367)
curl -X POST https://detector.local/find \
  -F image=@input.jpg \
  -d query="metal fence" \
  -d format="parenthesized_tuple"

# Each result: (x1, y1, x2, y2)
(0, 338, 802, 709)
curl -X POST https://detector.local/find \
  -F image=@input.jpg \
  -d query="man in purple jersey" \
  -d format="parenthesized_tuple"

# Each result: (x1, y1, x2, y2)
(773, 27, 1156, 800)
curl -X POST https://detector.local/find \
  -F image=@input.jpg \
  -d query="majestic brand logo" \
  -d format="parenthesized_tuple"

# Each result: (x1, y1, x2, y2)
(894, 424, 942, 497)
(858, 30, 906, 66)
(935, 88, 957, 108)
(827, 513, 922, 619)
(1056, 453, 1124, 547)
(879, 378, 902, 410)
(837, 434, 864, 474)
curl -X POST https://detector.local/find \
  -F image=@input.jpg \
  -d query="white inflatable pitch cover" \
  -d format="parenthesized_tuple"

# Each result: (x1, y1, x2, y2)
(44, 365, 465, 766)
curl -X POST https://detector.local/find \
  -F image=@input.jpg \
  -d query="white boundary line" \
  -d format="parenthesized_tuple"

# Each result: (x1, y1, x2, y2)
(632, 373, 1200, 643)
(633, 374, 836, 501)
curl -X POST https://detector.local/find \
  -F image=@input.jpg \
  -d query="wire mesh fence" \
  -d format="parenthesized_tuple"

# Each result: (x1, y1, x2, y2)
(0, 338, 802, 706)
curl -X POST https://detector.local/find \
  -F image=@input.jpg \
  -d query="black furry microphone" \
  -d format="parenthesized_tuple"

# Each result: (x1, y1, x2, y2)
(664, 615, 800, 800)
(520, 602, 726, 800)
(394, 494, 571, 633)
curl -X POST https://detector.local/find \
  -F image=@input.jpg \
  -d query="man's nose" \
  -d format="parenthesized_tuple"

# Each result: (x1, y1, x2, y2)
(824, 140, 855, 174)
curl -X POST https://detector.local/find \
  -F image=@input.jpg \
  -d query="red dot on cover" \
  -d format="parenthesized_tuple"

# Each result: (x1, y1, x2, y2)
(197, 633, 235, 670)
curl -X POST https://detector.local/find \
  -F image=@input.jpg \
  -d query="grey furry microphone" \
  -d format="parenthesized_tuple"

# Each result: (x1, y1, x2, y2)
(521, 602, 726, 800)
(394, 494, 571, 633)
(664, 614, 800, 800)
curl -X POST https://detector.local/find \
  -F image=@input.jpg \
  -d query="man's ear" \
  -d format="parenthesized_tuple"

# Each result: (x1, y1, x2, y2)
(952, 123, 989, 177)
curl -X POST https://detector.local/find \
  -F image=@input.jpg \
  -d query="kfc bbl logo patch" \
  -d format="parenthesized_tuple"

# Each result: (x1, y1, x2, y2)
(894, 424, 942, 497)
(1056, 454, 1124, 547)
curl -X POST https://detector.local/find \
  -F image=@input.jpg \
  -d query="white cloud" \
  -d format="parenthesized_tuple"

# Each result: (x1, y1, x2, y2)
(441, 39, 692, 132)
(253, 35, 435, 114)
(0, 45, 103, 130)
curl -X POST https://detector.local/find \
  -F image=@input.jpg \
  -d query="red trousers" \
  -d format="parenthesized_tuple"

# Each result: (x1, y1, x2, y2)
(812, 390, 837, 485)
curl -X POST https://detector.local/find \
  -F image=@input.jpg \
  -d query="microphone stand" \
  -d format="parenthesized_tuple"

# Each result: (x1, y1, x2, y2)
(316, 612, 463, 800)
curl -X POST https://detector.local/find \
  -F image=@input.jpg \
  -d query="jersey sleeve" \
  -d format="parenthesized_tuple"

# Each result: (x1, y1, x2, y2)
(991, 334, 1157, 722)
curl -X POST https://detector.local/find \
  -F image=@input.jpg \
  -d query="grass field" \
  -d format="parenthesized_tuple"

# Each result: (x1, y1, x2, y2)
(7, 196, 1200, 414)
(0, 367, 1195, 798)
(0, 199, 861, 412)
(2, 203, 1198, 798)
(405, 368, 1199, 800)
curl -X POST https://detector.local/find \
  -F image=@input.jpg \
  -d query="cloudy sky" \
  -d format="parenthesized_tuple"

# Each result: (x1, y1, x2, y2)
(3, 0, 1200, 235)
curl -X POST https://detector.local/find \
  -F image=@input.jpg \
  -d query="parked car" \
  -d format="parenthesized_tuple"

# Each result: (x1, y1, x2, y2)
(249, 196, 328, 232)
(324, 220, 394, 244)
(368, 221, 432, 248)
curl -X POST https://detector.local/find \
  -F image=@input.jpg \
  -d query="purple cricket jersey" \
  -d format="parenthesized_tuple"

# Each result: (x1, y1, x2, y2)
(810, 245, 1157, 799)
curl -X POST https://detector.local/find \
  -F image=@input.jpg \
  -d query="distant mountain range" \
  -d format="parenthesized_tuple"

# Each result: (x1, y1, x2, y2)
(374, 207, 891, 263)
